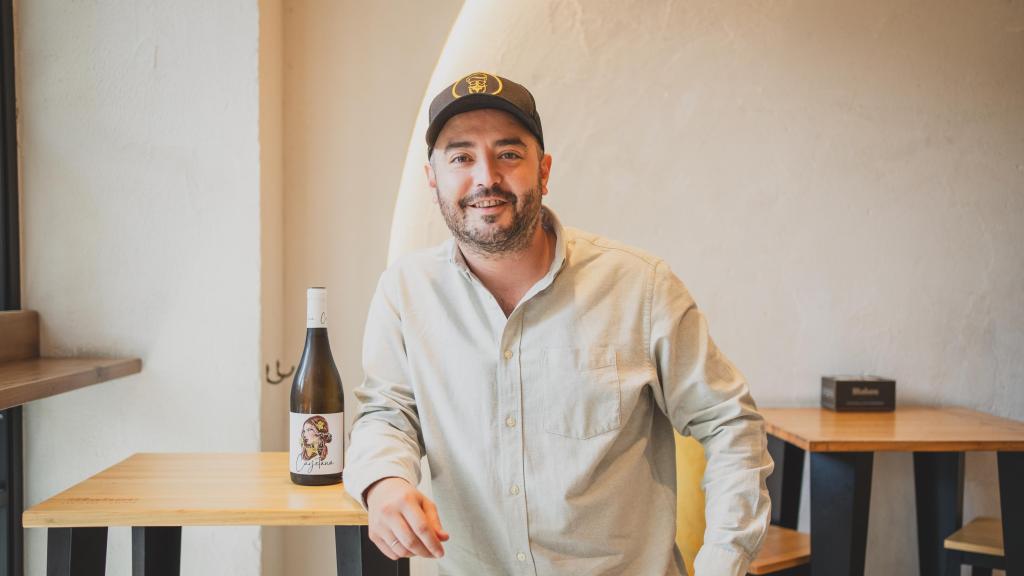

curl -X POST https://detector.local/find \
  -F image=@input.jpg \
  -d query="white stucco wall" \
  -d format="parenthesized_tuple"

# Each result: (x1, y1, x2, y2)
(390, 2, 1024, 575)
(17, 1, 263, 574)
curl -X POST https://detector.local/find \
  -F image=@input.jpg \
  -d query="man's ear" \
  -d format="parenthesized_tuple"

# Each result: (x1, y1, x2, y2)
(424, 161, 438, 190)
(540, 153, 553, 196)
(424, 161, 439, 205)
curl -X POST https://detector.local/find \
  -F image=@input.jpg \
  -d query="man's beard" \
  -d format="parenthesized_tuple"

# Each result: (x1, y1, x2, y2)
(436, 181, 543, 256)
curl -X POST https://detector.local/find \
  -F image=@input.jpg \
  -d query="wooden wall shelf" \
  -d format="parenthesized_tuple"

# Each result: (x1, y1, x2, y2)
(0, 310, 141, 410)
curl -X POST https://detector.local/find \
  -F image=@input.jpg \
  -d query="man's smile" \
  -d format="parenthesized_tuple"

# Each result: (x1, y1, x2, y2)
(466, 198, 511, 216)
(468, 198, 507, 208)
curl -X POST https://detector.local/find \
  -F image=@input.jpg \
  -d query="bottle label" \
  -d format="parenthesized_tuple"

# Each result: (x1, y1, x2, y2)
(307, 288, 328, 329)
(290, 411, 344, 475)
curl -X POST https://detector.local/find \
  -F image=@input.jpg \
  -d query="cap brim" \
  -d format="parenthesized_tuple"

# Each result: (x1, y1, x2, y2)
(426, 94, 542, 153)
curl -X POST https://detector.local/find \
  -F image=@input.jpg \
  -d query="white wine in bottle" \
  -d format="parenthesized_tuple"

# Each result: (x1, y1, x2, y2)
(289, 287, 345, 485)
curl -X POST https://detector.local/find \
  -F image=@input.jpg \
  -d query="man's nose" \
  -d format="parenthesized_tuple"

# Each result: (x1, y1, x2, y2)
(472, 156, 501, 190)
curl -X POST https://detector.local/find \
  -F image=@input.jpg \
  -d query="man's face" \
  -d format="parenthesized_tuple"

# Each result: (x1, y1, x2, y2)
(425, 108, 552, 255)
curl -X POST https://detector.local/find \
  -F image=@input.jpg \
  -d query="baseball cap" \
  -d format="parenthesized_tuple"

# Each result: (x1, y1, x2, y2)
(426, 72, 544, 156)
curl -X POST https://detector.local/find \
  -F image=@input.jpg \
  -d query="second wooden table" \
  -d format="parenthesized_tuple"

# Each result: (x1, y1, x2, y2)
(762, 407, 1024, 576)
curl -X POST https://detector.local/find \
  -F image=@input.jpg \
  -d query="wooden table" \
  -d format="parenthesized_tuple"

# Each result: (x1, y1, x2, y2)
(22, 453, 407, 576)
(762, 407, 1024, 576)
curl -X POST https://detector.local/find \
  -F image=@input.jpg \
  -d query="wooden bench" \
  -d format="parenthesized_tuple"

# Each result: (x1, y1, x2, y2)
(945, 516, 1005, 575)
(749, 525, 810, 576)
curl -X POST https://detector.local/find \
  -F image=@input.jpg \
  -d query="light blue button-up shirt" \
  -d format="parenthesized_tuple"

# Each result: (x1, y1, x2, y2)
(346, 207, 772, 576)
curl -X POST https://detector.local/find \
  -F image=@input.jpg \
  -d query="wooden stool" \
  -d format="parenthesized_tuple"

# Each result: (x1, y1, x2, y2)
(944, 517, 1005, 575)
(748, 525, 811, 576)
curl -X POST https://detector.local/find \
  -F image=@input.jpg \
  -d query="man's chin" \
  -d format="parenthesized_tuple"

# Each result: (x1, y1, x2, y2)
(465, 231, 512, 246)
(466, 216, 512, 234)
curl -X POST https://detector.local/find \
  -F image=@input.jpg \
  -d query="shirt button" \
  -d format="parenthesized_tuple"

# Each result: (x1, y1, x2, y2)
(505, 416, 516, 427)
(510, 484, 520, 496)
(503, 350, 513, 360)
(517, 552, 527, 562)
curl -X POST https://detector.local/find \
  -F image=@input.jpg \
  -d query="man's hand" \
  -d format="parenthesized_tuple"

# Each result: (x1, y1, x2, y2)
(365, 477, 450, 560)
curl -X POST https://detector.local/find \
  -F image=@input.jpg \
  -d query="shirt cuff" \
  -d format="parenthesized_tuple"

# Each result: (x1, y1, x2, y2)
(693, 543, 752, 576)
(343, 461, 420, 510)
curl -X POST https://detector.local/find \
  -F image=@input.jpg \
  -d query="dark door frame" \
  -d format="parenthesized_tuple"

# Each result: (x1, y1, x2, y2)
(1, 0, 24, 574)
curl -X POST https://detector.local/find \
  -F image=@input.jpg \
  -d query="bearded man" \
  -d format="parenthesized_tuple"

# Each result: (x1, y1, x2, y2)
(345, 73, 773, 576)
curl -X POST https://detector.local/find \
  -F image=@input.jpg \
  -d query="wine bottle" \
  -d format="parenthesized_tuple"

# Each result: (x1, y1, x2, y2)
(290, 287, 345, 485)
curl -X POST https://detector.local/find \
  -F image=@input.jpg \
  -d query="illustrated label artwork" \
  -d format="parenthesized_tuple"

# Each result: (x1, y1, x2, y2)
(290, 412, 344, 475)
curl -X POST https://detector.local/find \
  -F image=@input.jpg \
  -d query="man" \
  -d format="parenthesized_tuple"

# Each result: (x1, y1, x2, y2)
(345, 72, 773, 576)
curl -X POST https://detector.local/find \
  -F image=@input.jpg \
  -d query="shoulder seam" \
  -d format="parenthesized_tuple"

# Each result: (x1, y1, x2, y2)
(570, 234, 662, 268)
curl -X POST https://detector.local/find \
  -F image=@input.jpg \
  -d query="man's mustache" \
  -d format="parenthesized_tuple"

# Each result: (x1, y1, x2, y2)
(459, 187, 517, 208)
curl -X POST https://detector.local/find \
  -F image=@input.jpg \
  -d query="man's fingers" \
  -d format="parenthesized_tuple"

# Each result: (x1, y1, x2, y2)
(406, 503, 445, 557)
(389, 514, 436, 559)
(422, 498, 450, 542)
(365, 479, 445, 559)
(370, 532, 401, 561)
(389, 538, 413, 559)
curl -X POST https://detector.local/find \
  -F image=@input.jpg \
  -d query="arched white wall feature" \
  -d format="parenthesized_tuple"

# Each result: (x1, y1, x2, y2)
(390, 2, 1024, 575)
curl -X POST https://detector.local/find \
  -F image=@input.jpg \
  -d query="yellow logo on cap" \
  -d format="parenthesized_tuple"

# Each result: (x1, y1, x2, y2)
(452, 72, 503, 98)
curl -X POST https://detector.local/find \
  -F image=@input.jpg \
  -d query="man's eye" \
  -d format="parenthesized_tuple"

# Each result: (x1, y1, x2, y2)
(450, 155, 471, 164)
(499, 151, 522, 160)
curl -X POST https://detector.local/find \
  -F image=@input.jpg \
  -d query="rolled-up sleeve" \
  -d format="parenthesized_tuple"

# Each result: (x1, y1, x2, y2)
(647, 261, 773, 576)
(344, 271, 424, 509)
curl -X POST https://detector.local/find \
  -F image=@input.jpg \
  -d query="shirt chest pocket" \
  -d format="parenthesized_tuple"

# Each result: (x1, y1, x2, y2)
(542, 347, 621, 439)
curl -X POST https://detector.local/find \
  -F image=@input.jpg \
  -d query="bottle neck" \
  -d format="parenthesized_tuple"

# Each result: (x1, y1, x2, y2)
(303, 327, 330, 346)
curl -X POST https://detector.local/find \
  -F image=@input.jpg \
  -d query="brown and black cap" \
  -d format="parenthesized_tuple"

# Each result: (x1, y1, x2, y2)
(426, 72, 544, 156)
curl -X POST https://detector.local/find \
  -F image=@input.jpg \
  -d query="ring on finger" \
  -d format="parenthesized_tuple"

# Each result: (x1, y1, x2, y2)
(389, 537, 400, 547)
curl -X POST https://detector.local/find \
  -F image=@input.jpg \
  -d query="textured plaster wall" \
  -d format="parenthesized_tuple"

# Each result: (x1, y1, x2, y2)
(268, 1, 463, 573)
(17, 1, 263, 574)
(390, 1, 1024, 575)
(259, 0, 286, 572)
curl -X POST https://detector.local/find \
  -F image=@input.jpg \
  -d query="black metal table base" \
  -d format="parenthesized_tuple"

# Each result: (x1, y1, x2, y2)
(46, 527, 107, 576)
(46, 525, 408, 576)
(336, 526, 410, 576)
(998, 451, 1023, 576)
(913, 452, 964, 576)
(766, 435, 805, 530)
(809, 451, 873, 576)
(132, 527, 181, 576)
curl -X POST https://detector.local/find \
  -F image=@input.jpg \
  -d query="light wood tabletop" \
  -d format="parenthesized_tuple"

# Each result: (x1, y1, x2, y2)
(761, 406, 1024, 452)
(23, 452, 367, 528)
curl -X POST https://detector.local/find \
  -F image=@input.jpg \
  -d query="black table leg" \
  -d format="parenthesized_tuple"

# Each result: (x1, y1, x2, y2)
(913, 452, 964, 576)
(335, 525, 409, 576)
(132, 526, 181, 576)
(767, 435, 805, 529)
(810, 452, 873, 576)
(998, 451, 1023, 576)
(47, 527, 107, 576)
